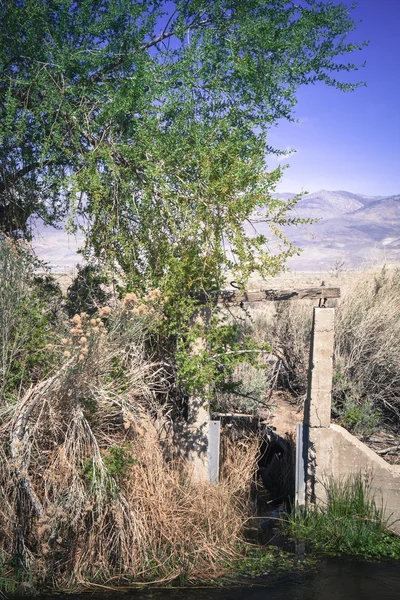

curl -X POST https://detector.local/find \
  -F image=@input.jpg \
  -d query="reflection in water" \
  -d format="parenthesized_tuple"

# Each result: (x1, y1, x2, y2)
(44, 557, 400, 600)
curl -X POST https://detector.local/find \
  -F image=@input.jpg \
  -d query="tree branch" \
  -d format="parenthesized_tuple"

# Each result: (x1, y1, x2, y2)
(91, 31, 175, 83)
(0, 160, 58, 195)
(91, 10, 212, 84)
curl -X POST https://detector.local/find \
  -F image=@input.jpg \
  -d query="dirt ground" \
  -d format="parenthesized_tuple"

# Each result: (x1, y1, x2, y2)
(267, 391, 303, 437)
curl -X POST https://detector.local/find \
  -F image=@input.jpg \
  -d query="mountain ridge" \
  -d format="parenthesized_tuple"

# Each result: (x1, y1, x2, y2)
(270, 190, 400, 269)
(33, 189, 400, 271)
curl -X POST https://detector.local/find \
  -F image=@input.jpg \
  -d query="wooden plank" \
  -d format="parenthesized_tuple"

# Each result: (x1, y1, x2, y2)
(214, 286, 340, 305)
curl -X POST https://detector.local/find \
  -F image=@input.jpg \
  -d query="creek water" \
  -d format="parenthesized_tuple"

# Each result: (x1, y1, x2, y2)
(62, 497, 400, 600)
(34, 557, 400, 600)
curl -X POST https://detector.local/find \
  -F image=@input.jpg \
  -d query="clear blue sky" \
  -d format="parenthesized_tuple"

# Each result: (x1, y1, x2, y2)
(269, 0, 400, 196)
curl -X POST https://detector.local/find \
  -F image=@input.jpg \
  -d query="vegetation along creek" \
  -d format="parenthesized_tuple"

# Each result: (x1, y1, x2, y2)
(1, 0, 400, 598)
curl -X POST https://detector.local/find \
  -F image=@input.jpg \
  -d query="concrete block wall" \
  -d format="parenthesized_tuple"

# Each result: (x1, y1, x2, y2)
(311, 424, 400, 534)
(303, 307, 400, 534)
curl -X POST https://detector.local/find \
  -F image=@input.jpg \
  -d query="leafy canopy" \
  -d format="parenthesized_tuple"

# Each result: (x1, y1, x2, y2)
(0, 1, 366, 395)
(1, 0, 365, 287)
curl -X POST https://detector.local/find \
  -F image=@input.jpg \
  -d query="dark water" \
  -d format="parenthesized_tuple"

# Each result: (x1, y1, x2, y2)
(29, 557, 400, 600)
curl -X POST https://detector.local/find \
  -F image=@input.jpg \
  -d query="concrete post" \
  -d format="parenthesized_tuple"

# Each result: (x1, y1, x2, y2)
(187, 400, 210, 482)
(303, 307, 335, 503)
(186, 307, 211, 482)
(304, 308, 335, 429)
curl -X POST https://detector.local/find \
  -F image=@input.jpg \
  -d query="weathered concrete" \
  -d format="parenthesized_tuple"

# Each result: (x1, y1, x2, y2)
(304, 308, 335, 429)
(312, 424, 400, 534)
(186, 307, 211, 482)
(186, 399, 210, 482)
(301, 306, 400, 534)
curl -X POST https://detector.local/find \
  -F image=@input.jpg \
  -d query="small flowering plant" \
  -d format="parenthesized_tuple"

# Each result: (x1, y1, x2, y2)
(48, 288, 164, 374)
(59, 311, 108, 365)
(122, 288, 163, 319)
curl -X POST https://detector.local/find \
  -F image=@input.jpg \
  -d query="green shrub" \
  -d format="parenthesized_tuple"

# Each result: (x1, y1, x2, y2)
(0, 237, 60, 402)
(65, 263, 110, 317)
(339, 399, 381, 437)
(215, 360, 275, 414)
(104, 445, 136, 480)
(284, 473, 400, 560)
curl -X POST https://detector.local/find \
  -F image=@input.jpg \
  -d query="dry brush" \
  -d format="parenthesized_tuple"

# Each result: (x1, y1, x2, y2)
(0, 301, 258, 590)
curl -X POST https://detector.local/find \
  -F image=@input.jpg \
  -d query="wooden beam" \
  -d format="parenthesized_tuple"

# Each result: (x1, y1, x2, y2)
(212, 286, 340, 305)
(211, 412, 259, 419)
(196, 286, 340, 305)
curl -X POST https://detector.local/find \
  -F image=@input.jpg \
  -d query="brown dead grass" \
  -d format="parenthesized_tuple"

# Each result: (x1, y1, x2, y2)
(0, 304, 258, 590)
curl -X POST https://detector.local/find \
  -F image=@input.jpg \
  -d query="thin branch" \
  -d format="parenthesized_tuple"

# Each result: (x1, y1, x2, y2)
(0, 160, 56, 193)
(212, 349, 269, 357)
(91, 31, 175, 83)
(376, 445, 400, 456)
(90, 10, 213, 84)
(230, 389, 273, 409)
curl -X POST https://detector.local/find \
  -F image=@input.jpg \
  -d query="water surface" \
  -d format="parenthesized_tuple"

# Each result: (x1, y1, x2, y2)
(39, 557, 400, 600)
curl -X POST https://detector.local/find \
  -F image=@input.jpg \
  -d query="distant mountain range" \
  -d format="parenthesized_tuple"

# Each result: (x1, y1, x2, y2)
(33, 189, 400, 271)
(272, 190, 400, 270)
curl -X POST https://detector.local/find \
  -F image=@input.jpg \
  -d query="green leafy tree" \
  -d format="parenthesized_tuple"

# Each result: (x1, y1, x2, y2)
(0, 0, 366, 395)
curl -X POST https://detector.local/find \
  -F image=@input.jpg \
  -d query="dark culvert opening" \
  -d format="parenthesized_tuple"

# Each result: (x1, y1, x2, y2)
(216, 414, 296, 544)
(251, 428, 296, 544)
(257, 433, 294, 499)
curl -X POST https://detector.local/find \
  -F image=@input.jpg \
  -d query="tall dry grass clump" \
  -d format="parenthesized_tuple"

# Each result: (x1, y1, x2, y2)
(270, 301, 312, 399)
(0, 299, 258, 590)
(334, 266, 400, 428)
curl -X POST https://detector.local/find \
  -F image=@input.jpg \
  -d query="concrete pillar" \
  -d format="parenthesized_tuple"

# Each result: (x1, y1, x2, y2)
(304, 307, 335, 429)
(186, 307, 210, 482)
(302, 307, 335, 504)
(186, 396, 209, 482)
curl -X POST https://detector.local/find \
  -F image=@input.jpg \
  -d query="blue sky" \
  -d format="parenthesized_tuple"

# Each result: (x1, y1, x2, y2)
(269, 0, 400, 196)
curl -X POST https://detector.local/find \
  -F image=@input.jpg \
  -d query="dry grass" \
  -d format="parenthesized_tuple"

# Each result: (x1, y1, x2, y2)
(247, 265, 400, 429)
(0, 303, 259, 590)
(334, 266, 400, 426)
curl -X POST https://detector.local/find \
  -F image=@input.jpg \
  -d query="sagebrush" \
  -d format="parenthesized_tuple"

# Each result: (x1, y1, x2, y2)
(0, 301, 258, 589)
